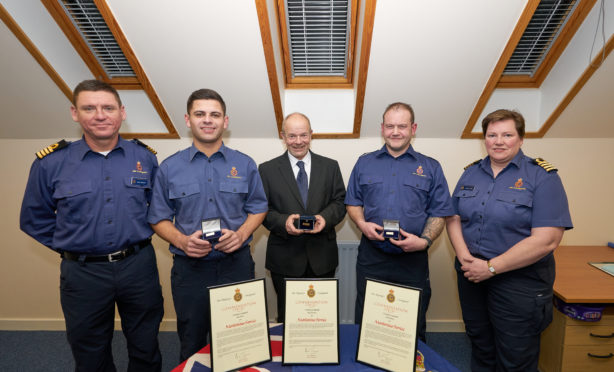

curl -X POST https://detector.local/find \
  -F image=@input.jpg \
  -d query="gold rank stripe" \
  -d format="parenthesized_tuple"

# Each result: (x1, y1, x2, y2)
(464, 159, 481, 170)
(36, 140, 69, 159)
(133, 138, 157, 154)
(534, 158, 558, 172)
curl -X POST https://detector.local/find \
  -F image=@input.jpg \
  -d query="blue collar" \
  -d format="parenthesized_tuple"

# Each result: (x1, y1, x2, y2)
(375, 144, 417, 160)
(189, 142, 227, 161)
(481, 149, 525, 173)
(76, 135, 126, 160)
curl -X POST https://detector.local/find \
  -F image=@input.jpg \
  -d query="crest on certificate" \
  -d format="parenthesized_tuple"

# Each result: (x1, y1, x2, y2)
(234, 288, 242, 302)
(387, 289, 396, 303)
(307, 284, 316, 298)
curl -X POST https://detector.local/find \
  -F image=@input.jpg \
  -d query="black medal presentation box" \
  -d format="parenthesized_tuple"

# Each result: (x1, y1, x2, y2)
(298, 215, 315, 231)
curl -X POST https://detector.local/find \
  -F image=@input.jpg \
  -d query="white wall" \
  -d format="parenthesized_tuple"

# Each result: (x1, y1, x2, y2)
(2, 135, 612, 331)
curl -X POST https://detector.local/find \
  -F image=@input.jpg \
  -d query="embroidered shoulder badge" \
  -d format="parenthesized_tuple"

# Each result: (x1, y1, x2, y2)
(36, 139, 69, 159)
(132, 139, 157, 155)
(464, 159, 481, 170)
(533, 157, 558, 172)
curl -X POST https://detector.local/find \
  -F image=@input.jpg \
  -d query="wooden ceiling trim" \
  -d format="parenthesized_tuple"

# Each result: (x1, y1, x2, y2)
(40, 0, 111, 82)
(464, 0, 600, 139)
(351, 0, 376, 138)
(255, 0, 284, 136)
(41, 0, 178, 139)
(256, 0, 375, 139)
(461, 0, 540, 139)
(496, 0, 597, 88)
(276, 0, 359, 88)
(93, 0, 178, 138)
(0, 3, 72, 101)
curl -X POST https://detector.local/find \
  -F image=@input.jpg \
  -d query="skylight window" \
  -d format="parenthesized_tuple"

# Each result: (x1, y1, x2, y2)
(278, 0, 358, 87)
(59, 0, 135, 78)
(504, 0, 578, 76)
(285, 0, 350, 77)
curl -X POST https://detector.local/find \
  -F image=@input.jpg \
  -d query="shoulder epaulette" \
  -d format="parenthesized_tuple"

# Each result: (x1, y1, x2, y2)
(533, 157, 558, 172)
(132, 138, 157, 155)
(464, 159, 481, 170)
(36, 139, 69, 159)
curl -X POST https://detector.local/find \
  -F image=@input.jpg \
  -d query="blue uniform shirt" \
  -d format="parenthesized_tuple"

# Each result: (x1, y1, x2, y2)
(451, 150, 573, 260)
(20, 137, 157, 254)
(345, 145, 454, 252)
(147, 143, 268, 259)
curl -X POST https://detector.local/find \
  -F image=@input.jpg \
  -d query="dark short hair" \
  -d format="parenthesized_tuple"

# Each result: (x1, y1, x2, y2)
(186, 88, 226, 114)
(481, 109, 525, 138)
(72, 80, 121, 106)
(281, 112, 311, 133)
(382, 102, 415, 124)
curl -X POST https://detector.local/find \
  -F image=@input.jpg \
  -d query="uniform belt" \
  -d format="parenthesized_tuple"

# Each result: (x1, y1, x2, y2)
(61, 239, 151, 263)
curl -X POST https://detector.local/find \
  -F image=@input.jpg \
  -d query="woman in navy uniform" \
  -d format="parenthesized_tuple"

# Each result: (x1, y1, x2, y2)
(447, 109, 572, 372)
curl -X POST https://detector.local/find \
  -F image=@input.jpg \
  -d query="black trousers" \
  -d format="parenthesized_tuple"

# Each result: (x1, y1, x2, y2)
(60, 244, 164, 372)
(270, 265, 336, 323)
(354, 236, 431, 342)
(171, 247, 254, 362)
(455, 256, 555, 372)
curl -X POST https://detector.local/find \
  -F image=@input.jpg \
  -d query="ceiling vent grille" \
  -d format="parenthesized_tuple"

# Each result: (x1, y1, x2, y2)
(504, 0, 578, 76)
(285, 0, 351, 77)
(59, 0, 135, 78)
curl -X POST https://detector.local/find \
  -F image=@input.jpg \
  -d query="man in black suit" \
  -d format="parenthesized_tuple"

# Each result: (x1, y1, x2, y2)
(259, 112, 346, 322)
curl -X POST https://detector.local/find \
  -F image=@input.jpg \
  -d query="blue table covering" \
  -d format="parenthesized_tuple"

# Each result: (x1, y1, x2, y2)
(173, 324, 460, 371)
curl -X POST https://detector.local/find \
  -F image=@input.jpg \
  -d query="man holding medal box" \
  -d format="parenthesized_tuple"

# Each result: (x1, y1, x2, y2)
(147, 88, 267, 362)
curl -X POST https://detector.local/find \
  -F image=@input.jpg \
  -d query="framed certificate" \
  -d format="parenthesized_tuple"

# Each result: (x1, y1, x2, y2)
(283, 278, 339, 365)
(356, 279, 421, 372)
(208, 278, 271, 371)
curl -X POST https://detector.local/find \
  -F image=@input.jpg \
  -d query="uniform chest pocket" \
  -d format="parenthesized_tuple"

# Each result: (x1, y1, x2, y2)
(124, 177, 150, 216)
(169, 183, 200, 199)
(54, 181, 93, 199)
(53, 181, 93, 223)
(496, 190, 533, 207)
(453, 188, 478, 198)
(358, 175, 383, 209)
(402, 175, 431, 215)
(359, 174, 383, 187)
(404, 175, 431, 192)
(169, 183, 201, 224)
(219, 181, 248, 218)
(454, 187, 479, 221)
(219, 181, 248, 194)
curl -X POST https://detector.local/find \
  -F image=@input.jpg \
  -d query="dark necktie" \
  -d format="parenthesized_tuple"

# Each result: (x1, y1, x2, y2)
(296, 160, 308, 208)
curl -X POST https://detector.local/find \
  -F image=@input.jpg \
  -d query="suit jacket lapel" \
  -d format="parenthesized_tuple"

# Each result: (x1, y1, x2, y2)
(277, 152, 305, 208)
(307, 153, 323, 209)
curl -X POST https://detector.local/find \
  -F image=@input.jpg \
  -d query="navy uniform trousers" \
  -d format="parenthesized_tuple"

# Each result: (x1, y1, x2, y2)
(60, 244, 164, 372)
(171, 246, 255, 362)
(354, 236, 432, 342)
(455, 255, 555, 372)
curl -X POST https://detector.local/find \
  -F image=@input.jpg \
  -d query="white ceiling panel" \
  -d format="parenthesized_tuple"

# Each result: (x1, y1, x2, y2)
(0, 19, 79, 139)
(106, 0, 279, 139)
(361, 0, 527, 138)
(0, 0, 611, 140)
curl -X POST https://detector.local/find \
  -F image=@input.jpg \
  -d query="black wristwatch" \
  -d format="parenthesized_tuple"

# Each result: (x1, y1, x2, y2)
(420, 235, 433, 250)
